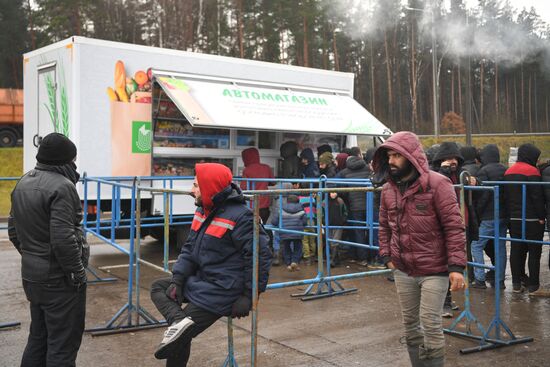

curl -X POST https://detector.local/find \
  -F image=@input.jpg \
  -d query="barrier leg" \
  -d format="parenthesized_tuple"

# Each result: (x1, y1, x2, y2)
(0, 321, 21, 330)
(86, 265, 117, 284)
(222, 317, 239, 367)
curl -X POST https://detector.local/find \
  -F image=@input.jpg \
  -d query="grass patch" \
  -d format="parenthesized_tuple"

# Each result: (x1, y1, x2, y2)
(0, 147, 23, 216)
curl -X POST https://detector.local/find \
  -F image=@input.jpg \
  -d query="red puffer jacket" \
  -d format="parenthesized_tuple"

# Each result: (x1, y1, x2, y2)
(373, 132, 466, 276)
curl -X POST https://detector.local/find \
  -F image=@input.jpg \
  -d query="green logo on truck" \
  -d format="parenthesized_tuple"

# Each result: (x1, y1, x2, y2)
(132, 121, 152, 153)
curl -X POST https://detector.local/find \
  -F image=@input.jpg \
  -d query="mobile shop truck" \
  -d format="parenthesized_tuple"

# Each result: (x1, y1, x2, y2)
(23, 36, 392, 241)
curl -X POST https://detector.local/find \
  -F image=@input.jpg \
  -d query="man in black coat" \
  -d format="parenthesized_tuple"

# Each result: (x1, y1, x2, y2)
(9, 133, 88, 367)
(470, 145, 508, 289)
(150, 163, 272, 365)
(504, 144, 548, 296)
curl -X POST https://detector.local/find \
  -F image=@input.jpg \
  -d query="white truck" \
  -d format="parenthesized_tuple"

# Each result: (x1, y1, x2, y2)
(23, 36, 391, 241)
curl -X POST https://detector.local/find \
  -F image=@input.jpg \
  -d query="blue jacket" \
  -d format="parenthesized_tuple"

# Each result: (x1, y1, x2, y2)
(172, 183, 272, 316)
(271, 202, 307, 240)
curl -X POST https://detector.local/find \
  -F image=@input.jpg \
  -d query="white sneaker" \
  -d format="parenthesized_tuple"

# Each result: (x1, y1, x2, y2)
(154, 317, 195, 359)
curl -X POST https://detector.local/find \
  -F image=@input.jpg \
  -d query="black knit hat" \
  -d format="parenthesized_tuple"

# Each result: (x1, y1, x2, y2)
(36, 133, 77, 165)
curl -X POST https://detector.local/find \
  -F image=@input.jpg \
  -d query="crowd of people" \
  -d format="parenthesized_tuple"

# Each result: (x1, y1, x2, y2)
(8, 132, 550, 367)
(250, 138, 550, 297)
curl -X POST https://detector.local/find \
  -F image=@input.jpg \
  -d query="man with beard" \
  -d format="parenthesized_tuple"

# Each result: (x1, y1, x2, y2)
(374, 132, 466, 367)
(150, 163, 272, 366)
(431, 142, 466, 318)
(9, 133, 89, 367)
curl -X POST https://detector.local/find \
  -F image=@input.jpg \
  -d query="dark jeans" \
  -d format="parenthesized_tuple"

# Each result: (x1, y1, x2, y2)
(348, 210, 369, 261)
(150, 278, 220, 367)
(281, 238, 303, 265)
(509, 221, 545, 290)
(21, 278, 86, 367)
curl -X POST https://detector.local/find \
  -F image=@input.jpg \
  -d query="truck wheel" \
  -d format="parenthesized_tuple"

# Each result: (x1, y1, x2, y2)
(0, 130, 17, 147)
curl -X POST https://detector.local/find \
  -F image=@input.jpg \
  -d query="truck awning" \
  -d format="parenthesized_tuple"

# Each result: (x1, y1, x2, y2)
(154, 73, 392, 136)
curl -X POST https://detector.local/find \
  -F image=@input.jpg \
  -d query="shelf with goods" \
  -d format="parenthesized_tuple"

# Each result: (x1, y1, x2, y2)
(152, 156, 234, 177)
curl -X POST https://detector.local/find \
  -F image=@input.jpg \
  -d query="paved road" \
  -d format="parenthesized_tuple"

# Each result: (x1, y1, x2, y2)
(1, 233, 549, 366)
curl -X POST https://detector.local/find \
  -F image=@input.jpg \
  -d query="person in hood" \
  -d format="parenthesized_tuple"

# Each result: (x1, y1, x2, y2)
(150, 163, 272, 365)
(373, 131, 466, 367)
(240, 147, 275, 224)
(299, 148, 320, 178)
(425, 144, 441, 170)
(271, 195, 307, 271)
(431, 141, 468, 317)
(460, 146, 481, 176)
(317, 143, 332, 158)
(280, 140, 300, 178)
(337, 154, 373, 263)
(9, 132, 89, 367)
(335, 152, 349, 173)
(504, 143, 548, 296)
(470, 145, 508, 289)
(318, 151, 337, 178)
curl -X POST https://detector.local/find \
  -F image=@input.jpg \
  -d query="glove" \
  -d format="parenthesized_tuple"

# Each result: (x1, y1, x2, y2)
(231, 295, 252, 318)
(166, 279, 185, 305)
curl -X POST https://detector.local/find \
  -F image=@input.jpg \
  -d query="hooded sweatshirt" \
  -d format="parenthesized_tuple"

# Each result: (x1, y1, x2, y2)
(432, 141, 465, 183)
(240, 147, 274, 209)
(373, 131, 466, 276)
(172, 163, 272, 316)
(299, 148, 320, 178)
(504, 143, 545, 221)
(475, 144, 507, 220)
(335, 153, 349, 172)
(280, 141, 301, 178)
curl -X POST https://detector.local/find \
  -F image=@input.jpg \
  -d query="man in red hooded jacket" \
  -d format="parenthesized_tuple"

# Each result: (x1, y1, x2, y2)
(150, 163, 272, 366)
(373, 132, 466, 367)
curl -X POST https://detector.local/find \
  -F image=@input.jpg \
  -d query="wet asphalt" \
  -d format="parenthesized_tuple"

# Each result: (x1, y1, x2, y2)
(1, 231, 550, 367)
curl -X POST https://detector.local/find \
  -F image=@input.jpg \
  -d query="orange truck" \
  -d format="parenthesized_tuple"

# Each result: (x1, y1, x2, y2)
(0, 88, 23, 147)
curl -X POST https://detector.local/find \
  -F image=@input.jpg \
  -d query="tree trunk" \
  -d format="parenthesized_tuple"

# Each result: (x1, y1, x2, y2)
(332, 30, 339, 71)
(457, 63, 462, 116)
(236, 0, 244, 58)
(303, 16, 309, 67)
(27, 0, 36, 49)
(494, 62, 499, 119)
(480, 61, 484, 129)
(370, 39, 376, 115)
(384, 30, 393, 125)
(527, 75, 533, 133)
(451, 66, 455, 112)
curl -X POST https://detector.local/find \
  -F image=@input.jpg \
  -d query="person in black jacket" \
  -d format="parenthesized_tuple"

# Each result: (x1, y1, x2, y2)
(470, 145, 508, 289)
(337, 155, 372, 263)
(8, 133, 88, 367)
(504, 144, 548, 296)
(460, 146, 481, 176)
(319, 151, 337, 178)
(150, 163, 272, 365)
(280, 141, 300, 179)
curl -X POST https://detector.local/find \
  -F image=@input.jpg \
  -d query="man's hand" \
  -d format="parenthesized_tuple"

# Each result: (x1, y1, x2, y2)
(449, 272, 466, 292)
(387, 261, 395, 270)
(231, 295, 252, 318)
(539, 219, 545, 225)
(166, 280, 185, 305)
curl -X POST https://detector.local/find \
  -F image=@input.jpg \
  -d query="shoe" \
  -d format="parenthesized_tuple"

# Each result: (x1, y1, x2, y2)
(359, 260, 369, 267)
(528, 287, 550, 297)
(369, 262, 386, 270)
(387, 273, 395, 282)
(442, 305, 453, 318)
(154, 317, 195, 359)
(286, 265, 293, 272)
(470, 280, 487, 289)
(290, 262, 300, 271)
(272, 251, 280, 266)
(520, 275, 529, 288)
(407, 345, 422, 367)
(450, 301, 460, 311)
(512, 283, 524, 293)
